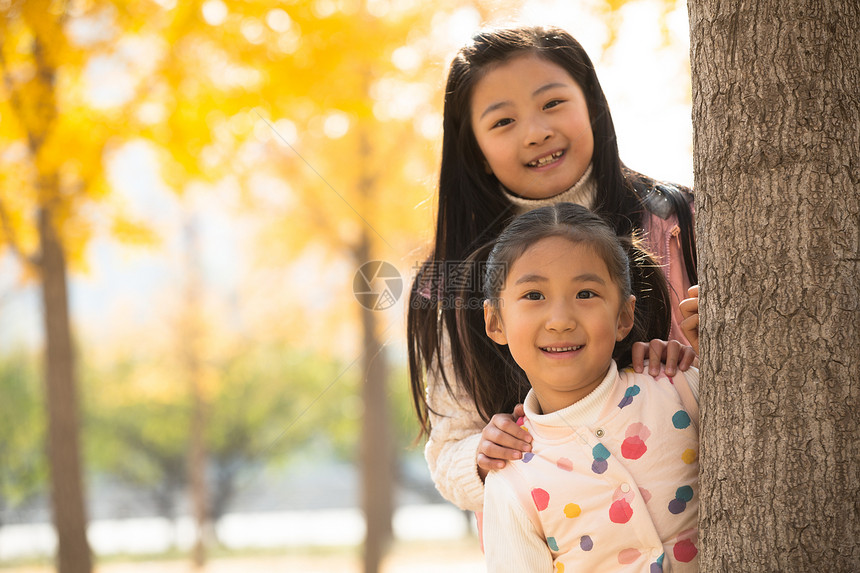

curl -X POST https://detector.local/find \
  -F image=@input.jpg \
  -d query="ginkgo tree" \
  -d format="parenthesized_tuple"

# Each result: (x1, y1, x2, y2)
(0, 3, 127, 572)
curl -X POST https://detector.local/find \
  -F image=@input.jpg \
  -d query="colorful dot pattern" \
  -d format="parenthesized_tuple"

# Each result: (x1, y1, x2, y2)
(557, 457, 573, 472)
(682, 448, 697, 464)
(621, 422, 651, 460)
(496, 369, 698, 571)
(668, 485, 694, 515)
(564, 503, 581, 518)
(580, 535, 593, 551)
(532, 488, 550, 511)
(618, 384, 641, 409)
(591, 443, 611, 474)
(674, 539, 698, 562)
(609, 485, 636, 524)
(672, 410, 691, 429)
(618, 548, 641, 564)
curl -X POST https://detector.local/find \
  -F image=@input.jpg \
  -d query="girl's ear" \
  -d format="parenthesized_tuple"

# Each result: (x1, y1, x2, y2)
(616, 295, 636, 341)
(484, 300, 508, 345)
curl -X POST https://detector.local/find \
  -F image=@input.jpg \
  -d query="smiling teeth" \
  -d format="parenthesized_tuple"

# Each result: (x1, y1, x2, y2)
(544, 345, 582, 352)
(528, 151, 563, 167)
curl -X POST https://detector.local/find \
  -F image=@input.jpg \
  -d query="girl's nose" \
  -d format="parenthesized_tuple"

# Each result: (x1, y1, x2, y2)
(525, 118, 553, 146)
(545, 303, 576, 331)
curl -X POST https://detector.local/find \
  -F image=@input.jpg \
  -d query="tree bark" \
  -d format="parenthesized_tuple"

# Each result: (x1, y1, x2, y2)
(39, 204, 93, 573)
(688, 0, 860, 570)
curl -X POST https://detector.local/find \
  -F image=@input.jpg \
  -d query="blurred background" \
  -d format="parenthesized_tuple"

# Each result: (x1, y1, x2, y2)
(0, 0, 692, 571)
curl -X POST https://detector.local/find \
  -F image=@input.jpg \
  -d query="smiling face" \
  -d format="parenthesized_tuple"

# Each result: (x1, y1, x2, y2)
(470, 53, 595, 199)
(484, 236, 635, 414)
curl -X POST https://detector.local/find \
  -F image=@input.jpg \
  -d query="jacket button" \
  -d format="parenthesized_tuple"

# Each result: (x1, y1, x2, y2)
(595, 428, 605, 438)
(621, 483, 631, 493)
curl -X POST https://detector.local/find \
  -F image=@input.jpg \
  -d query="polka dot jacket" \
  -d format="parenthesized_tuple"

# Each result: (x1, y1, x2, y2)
(483, 361, 699, 572)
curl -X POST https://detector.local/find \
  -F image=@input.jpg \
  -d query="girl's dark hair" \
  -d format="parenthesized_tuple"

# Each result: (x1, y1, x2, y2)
(407, 25, 693, 436)
(455, 203, 669, 423)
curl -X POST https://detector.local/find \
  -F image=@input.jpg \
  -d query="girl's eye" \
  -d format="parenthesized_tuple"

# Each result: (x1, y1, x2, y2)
(491, 118, 514, 129)
(524, 291, 545, 301)
(543, 99, 565, 110)
(576, 290, 597, 299)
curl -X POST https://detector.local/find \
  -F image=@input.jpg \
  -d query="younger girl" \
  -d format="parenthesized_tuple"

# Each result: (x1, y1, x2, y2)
(407, 25, 697, 514)
(476, 203, 699, 571)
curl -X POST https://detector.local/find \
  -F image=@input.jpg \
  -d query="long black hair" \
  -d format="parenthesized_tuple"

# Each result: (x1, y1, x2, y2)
(408, 25, 694, 436)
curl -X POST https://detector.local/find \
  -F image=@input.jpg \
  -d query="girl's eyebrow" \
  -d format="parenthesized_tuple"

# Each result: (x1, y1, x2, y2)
(513, 273, 547, 285)
(573, 273, 607, 285)
(479, 100, 512, 120)
(513, 272, 606, 286)
(532, 82, 568, 97)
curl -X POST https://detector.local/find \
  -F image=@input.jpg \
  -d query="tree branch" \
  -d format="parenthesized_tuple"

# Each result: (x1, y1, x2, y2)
(0, 195, 41, 269)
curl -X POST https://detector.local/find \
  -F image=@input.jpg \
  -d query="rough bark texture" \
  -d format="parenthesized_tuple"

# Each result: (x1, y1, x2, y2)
(39, 205, 93, 573)
(688, 0, 860, 570)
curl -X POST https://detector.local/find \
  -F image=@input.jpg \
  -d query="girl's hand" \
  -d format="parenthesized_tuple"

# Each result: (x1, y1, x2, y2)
(679, 285, 700, 355)
(631, 339, 697, 377)
(477, 403, 532, 481)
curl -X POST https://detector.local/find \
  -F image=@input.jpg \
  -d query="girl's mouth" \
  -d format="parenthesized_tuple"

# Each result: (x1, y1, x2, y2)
(541, 345, 582, 353)
(527, 150, 564, 168)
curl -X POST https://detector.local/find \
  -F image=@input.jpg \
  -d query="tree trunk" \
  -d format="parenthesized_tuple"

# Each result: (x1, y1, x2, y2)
(688, 0, 860, 570)
(182, 217, 210, 568)
(356, 124, 394, 573)
(39, 204, 93, 573)
(358, 249, 393, 573)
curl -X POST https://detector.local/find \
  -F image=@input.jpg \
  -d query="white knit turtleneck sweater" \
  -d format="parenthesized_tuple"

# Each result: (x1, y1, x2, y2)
(501, 164, 596, 215)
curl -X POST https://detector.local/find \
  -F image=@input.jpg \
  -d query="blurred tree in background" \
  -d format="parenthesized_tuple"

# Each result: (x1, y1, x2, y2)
(0, 1, 134, 570)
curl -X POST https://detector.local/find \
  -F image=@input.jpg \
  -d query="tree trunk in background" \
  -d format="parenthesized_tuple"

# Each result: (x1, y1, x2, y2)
(688, 0, 860, 570)
(39, 204, 93, 573)
(359, 285, 393, 573)
(357, 122, 394, 573)
(183, 217, 210, 569)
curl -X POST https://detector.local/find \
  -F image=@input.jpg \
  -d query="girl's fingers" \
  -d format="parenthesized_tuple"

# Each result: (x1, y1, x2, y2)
(512, 403, 525, 419)
(648, 339, 664, 376)
(491, 413, 532, 446)
(478, 440, 526, 463)
(679, 344, 697, 371)
(679, 296, 699, 320)
(477, 453, 507, 476)
(479, 413, 532, 467)
(680, 313, 700, 355)
(630, 341, 649, 373)
(663, 339, 681, 377)
(477, 416, 533, 477)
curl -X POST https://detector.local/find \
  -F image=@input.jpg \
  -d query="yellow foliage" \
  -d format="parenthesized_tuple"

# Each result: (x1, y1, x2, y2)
(0, 1, 161, 278)
(110, 214, 160, 248)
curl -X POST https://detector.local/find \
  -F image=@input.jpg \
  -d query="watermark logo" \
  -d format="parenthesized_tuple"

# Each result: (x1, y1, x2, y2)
(353, 261, 403, 311)
(409, 260, 508, 310)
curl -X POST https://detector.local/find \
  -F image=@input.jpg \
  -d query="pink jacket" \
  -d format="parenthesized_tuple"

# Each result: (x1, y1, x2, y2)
(643, 210, 694, 345)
